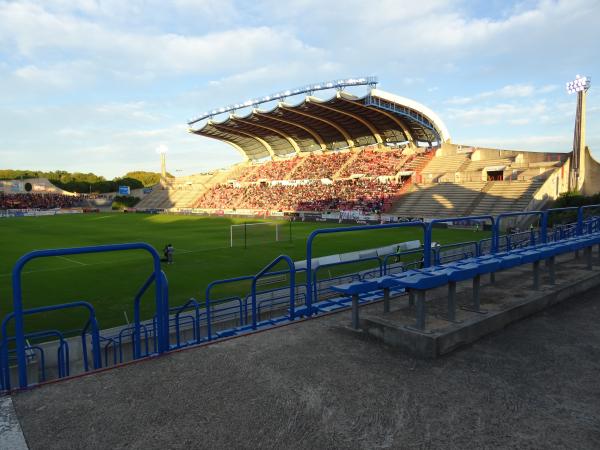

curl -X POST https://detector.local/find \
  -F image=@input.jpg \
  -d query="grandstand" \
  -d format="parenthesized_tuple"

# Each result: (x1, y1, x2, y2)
(140, 142, 567, 219)
(125, 83, 573, 219)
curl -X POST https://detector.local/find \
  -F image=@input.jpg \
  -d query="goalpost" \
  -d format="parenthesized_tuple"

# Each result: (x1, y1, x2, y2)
(230, 221, 291, 248)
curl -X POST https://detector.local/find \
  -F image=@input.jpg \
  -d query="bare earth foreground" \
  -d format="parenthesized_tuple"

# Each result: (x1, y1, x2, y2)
(11, 283, 600, 449)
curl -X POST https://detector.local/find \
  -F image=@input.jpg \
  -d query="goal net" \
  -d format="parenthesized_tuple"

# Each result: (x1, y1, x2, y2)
(230, 222, 290, 248)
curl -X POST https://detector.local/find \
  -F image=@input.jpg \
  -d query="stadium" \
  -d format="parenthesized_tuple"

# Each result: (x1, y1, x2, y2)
(2, 75, 600, 448)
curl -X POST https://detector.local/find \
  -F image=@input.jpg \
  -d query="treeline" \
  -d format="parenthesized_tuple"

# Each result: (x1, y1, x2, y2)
(553, 191, 600, 208)
(0, 170, 172, 194)
(548, 191, 600, 226)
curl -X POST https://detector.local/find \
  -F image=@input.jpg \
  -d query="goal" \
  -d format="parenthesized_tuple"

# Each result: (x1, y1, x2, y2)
(229, 222, 290, 248)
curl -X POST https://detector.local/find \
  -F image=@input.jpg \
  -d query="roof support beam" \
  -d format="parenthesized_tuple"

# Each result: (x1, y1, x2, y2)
(258, 113, 327, 151)
(235, 115, 301, 155)
(281, 104, 354, 148)
(210, 122, 275, 159)
(338, 97, 415, 143)
(310, 96, 383, 144)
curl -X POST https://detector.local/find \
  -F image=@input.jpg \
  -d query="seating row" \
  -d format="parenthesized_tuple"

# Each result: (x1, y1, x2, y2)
(331, 233, 600, 331)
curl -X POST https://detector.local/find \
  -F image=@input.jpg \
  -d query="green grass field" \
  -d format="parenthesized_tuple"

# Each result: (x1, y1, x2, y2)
(0, 213, 489, 334)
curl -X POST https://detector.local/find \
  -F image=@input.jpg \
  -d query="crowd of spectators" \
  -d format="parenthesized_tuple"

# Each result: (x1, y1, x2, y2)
(242, 158, 299, 182)
(339, 149, 407, 178)
(0, 193, 82, 210)
(192, 147, 430, 213)
(238, 148, 411, 183)
(194, 179, 403, 214)
(289, 152, 352, 179)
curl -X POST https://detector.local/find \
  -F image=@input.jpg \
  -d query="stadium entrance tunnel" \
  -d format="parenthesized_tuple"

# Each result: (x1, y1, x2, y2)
(2, 205, 600, 391)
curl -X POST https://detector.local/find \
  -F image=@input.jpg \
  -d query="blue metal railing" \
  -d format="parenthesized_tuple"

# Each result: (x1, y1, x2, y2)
(6, 204, 600, 390)
(250, 255, 296, 329)
(493, 211, 547, 253)
(10, 243, 165, 389)
(305, 222, 427, 313)
(424, 216, 494, 266)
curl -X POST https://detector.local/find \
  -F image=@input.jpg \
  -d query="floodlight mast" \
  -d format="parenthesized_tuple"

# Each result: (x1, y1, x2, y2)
(565, 75, 592, 191)
(188, 77, 378, 126)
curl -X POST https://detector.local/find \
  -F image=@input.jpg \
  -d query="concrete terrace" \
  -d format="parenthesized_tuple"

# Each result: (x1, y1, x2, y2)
(9, 275, 600, 449)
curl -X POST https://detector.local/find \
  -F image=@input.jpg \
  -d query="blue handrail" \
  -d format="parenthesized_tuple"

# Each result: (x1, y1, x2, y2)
(493, 211, 546, 253)
(172, 298, 201, 347)
(10, 242, 165, 389)
(305, 222, 426, 314)
(424, 216, 494, 266)
(133, 271, 156, 359)
(1, 329, 68, 390)
(251, 255, 296, 329)
(578, 204, 600, 235)
(205, 275, 254, 340)
(312, 255, 382, 303)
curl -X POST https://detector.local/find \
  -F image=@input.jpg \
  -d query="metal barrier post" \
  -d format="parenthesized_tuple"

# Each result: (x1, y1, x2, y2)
(447, 281, 457, 322)
(351, 294, 360, 329)
(383, 288, 390, 313)
(415, 291, 426, 330)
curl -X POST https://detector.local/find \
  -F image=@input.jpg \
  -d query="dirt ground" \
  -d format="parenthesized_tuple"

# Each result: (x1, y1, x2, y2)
(11, 283, 600, 449)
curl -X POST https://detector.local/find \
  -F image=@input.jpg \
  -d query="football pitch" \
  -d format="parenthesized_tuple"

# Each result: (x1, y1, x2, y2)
(0, 213, 489, 333)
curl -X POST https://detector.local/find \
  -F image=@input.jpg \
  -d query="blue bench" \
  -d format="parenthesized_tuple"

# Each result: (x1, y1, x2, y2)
(331, 232, 600, 332)
(330, 280, 379, 329)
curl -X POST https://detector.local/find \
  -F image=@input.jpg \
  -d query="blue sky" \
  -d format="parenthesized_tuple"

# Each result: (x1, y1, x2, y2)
(1, 0, 599, 178)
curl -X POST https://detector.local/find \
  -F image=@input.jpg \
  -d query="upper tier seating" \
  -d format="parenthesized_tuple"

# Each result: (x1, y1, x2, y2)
(421, 154, 470, 175)
(339, 149, 408, 177)
(290, 152, 353, 179)
(242, 158, 301, 182)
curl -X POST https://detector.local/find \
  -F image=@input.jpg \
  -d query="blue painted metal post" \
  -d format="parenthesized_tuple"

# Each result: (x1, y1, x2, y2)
(250, 255, 296, 328)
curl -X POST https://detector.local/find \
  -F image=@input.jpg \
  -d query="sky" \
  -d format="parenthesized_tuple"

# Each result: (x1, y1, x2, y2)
(1, 0, 599, 179)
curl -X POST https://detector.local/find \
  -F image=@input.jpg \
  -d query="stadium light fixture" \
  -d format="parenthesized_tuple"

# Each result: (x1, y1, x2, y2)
(156, 144, 168, 154)
(188, 76, 378, 125)
(566, 74, 591, 94)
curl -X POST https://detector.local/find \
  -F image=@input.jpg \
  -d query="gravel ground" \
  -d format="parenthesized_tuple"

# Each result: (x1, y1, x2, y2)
(11, 284, 600, 449)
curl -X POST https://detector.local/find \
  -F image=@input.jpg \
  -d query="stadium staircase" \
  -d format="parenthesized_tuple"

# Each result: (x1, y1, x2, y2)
(388, 181, 486, 218)
(136, 172, 227, 210)
(463, 181, 494, 216)
(470, 180, 544, 216)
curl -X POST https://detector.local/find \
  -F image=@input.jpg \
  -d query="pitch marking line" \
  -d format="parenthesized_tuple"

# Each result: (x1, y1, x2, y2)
(55, 255, 88, 266)
(87, 215, 114, 220)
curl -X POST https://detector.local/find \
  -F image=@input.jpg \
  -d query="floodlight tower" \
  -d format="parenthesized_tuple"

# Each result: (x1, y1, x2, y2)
(566, 75, 591, 191)
(156, 145, 168, 181)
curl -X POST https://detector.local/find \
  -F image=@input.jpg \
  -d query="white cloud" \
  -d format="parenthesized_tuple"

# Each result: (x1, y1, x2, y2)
(0, 0, 599, 178)
(446, 101, 548, 126)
